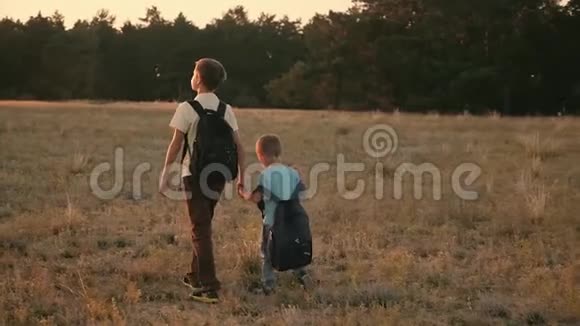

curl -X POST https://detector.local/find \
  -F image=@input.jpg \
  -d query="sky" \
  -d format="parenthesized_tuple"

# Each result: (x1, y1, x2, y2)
(0, 0, 354, 28)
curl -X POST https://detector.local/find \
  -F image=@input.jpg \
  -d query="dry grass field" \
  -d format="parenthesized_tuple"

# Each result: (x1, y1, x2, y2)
(0, 101, 579, 325)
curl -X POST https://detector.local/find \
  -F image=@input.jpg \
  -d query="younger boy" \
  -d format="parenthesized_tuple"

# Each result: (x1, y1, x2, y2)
(238, 135, 312, 294)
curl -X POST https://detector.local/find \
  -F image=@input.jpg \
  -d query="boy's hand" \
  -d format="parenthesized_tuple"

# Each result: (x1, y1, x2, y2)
(236, 179, 244, 196)
(159, 170, 170, 195)
(290, 164, 305, 180)
(237, 185, 246, 199)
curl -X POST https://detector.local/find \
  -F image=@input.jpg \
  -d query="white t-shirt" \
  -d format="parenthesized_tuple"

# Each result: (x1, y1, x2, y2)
(170, 93, 239, 177)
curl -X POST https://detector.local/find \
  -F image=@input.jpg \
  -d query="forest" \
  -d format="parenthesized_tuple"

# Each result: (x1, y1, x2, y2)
(1, 0, 579, 114)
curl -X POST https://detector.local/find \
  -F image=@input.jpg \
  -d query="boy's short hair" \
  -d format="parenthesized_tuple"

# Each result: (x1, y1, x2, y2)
(257, 135, 282, 158)
(195, 58, 227, 91)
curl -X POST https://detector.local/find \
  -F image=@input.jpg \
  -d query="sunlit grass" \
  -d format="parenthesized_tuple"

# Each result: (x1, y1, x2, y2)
(0, 102, 578, 324)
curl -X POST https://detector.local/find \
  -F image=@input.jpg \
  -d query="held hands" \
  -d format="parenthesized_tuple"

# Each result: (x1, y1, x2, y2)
(236, 179, 247, 199)
(237, 179, 257, 202)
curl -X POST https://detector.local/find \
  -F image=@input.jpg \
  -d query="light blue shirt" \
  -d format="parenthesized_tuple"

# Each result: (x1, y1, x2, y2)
(257, 164, 302, 226)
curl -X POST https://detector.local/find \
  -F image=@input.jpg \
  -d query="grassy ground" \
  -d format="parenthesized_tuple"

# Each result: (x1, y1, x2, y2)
(0, 101, 579, 325)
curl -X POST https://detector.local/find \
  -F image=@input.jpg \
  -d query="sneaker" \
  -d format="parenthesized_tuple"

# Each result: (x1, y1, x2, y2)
(248, 282, 275, 296)
(262, 285, 275, 296)
(190, 289, 220, 304)
(256, 286, 276, 296)
(297, 273, 314, 291)
(182, 274, 204, 291)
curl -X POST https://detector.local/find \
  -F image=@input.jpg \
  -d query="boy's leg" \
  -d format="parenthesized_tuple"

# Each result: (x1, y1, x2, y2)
(261, 226, 276, 290)
(183, 176, 224, 291)
(292, 268, 307, 279)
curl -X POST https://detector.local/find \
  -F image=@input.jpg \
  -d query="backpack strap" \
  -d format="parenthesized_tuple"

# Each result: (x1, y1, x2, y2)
(181, 100, 205, 163)
(217, 101, 227, 118)
(187, 100, 205, 117)
(257, 199, 266, 220)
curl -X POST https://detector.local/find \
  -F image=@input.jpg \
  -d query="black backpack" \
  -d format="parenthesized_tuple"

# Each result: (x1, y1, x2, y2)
(259, 188, 313, 272)
(182, 100, 238, 183)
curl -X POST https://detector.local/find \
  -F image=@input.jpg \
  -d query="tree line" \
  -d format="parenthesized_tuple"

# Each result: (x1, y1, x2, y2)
(1, 0, 579, 115)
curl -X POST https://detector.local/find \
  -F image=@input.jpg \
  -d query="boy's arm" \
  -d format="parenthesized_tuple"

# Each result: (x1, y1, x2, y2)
(290, 166, 308, 199)
(164, 129, 184, 168)
(159, 129, 184, 193)
(233, 130, 245, 188)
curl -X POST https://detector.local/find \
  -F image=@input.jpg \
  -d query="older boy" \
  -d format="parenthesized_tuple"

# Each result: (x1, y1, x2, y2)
(160, 58, 245, 304)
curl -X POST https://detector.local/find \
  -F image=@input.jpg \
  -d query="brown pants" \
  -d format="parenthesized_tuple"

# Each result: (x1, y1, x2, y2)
(183, 176, 225, 291)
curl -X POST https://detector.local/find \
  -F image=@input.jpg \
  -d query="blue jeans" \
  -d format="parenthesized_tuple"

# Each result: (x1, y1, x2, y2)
(261, 226, 306, 288)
